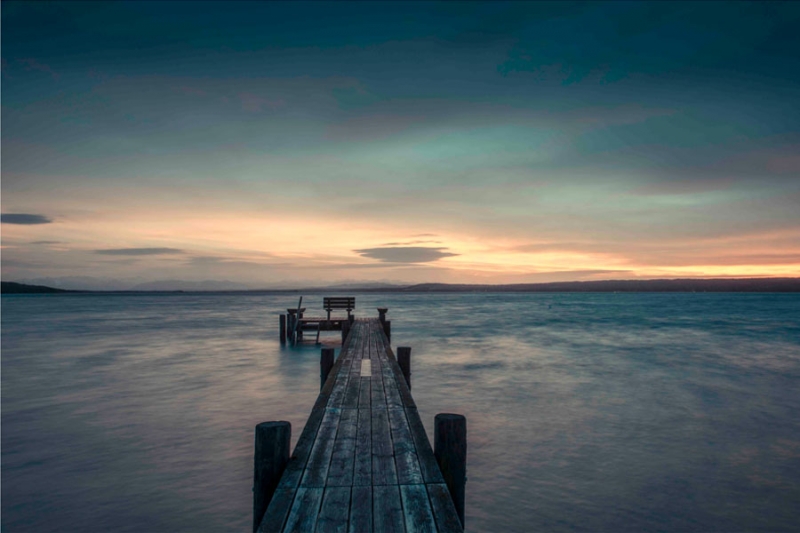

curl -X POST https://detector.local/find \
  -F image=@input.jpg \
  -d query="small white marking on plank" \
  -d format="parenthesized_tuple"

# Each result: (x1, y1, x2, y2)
(360, 359, 372, 377)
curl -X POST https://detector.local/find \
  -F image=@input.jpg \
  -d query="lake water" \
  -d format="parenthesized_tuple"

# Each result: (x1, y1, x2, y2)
(2, 292, 800, 532)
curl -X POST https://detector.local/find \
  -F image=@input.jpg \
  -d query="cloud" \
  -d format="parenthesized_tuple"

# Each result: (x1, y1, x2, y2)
(238, 92, 286, 112)
(382, 240, 442, 246)
(1, 213, 52, 224)
(94, 248, 184, 256)
(30, 240, 61, 245)
(354, 246, 458, 263)
(18, 58, 59, 80)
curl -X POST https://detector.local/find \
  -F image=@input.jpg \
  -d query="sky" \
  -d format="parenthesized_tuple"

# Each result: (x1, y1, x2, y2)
(2, 1, 799, 289)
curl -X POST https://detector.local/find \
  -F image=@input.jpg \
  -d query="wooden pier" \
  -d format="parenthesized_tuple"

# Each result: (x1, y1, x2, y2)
(282, 297, 356, 345)
(255, 316, 466, 532)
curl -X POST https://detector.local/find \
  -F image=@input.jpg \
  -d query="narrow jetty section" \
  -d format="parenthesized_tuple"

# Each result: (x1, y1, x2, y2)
(255, 318, 465, 533)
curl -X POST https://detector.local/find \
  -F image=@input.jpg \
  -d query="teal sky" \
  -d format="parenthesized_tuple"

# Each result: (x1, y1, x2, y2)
(2, 1, 799, 289)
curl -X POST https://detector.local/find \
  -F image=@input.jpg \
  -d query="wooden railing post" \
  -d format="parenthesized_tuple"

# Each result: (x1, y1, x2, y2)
(341, 320, 351, 344)
(279, 314, 286, 344)
(321, 348, 335, 390)
(397, 346, 411, 389)
(434, 413, 467, 528)
(253, 421, 291, 533)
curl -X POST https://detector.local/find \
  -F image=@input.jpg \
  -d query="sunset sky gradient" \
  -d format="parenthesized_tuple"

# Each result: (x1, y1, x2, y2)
(3, 1, 799, 289)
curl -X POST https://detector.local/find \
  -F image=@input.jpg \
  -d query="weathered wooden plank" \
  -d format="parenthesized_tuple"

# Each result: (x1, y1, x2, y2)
(379, 338, 417, 409)
(257, 488, 294, 533)
(399, 484, 437, 533)
(404, 408, 445, 484)
(371, 409, 393, 457)
(371, 376, 397, 491)
(301, 408, 342, 487)
(283, 487, 324, 533)
(382, 369, 405, 409)
(353, 408, 372, 486)
(358, 376, 371, 408)
(426, 484, 463, 533)
(348, 485, 372, 533)
(370, 366, 386, 409)
(277, 406, 326, 490)
(336, 407, 358, 440)
(326, 436, 355, 487)
(342, 372, 361, 408)
(373, 485, 405, 533)
(388, 408, 424, 485)
(325, 326, 359, 410)
(316, 486, 351, 533)
(372, 454, 398, 486)
(326, 408, 357, 487)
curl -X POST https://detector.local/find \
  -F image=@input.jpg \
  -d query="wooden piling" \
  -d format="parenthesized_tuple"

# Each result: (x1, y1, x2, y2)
(341, 320, 351, 344)
(434, 413, 467, 528)
(377, 307, 388, 325)
(279, 314, 286, 344)
(320, 348, 335, 390)
(397, 346, 411, 389)
(253, 421, 291, 533)
(383, 319, 391, 343)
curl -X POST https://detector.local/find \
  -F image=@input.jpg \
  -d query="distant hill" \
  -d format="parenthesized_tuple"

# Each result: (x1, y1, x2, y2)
(1, 281, 74, 294)
(400, 278, 800, 292)
(128, 279, 254, 291)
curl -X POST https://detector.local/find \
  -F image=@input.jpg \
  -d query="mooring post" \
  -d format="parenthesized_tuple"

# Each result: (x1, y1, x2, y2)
(397, 346, 411, 389)
(279, 314, 286, 344)
(377, 307, 388, 325)
(383, 319, 391, 343)
(341, 320, 351, 344)
(320, 348, 335, 390)
(253, 421, 291, 533)
(434, 413, 467, 528)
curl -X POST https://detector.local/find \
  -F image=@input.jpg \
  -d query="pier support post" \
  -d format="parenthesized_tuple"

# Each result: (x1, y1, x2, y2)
(253, 421, 291, 533)
(341, 320, 351, 344)
(321, 348, 335, 390)
(279, 314, 286, 344)
(397, 346, 411, 389)
(383, 320, 391, 343)
(434, 413, 467, 528)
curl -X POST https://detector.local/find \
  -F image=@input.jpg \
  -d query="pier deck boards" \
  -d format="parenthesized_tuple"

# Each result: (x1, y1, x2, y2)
(258, 319, 463, 533)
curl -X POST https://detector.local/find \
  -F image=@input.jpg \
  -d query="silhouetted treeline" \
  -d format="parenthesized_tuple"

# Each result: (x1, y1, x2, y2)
(1, 282, 73, 294)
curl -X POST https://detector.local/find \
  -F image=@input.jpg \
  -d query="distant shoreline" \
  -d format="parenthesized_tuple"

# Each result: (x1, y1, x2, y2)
(3, 278, 800, 294)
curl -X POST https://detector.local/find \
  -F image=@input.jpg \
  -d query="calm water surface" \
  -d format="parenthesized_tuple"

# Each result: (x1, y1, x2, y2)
(2, 292, 800, 532)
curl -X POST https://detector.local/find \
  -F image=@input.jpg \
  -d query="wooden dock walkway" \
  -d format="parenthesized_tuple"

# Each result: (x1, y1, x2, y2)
(256, 318, 464, 533)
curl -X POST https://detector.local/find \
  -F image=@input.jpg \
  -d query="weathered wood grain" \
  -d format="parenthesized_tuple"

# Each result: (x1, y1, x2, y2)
(426, 484, 463, 533)
(257, 488, 294, 533)
(353, 408, 372, 486)
(388, 408, 424, 485)
(283, 487, 323, 533)
(348, 486, 372, 533)
(316, 487, 350, 533)
(373, 485, 405, 533)
(400, 484, 437, 533)
(301, 408, 342, 487)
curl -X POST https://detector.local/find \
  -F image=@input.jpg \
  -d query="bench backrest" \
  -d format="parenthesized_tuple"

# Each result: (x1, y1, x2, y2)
(323, 297, 355, 311)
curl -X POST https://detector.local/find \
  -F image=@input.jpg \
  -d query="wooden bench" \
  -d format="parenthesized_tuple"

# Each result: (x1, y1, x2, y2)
(323, 297, 355, 321)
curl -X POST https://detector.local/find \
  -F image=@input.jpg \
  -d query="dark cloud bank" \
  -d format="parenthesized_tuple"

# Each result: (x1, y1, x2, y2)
(1, 213, 52, 225)
(94, 248, 184, 256)
(355, 246, 458, 263)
